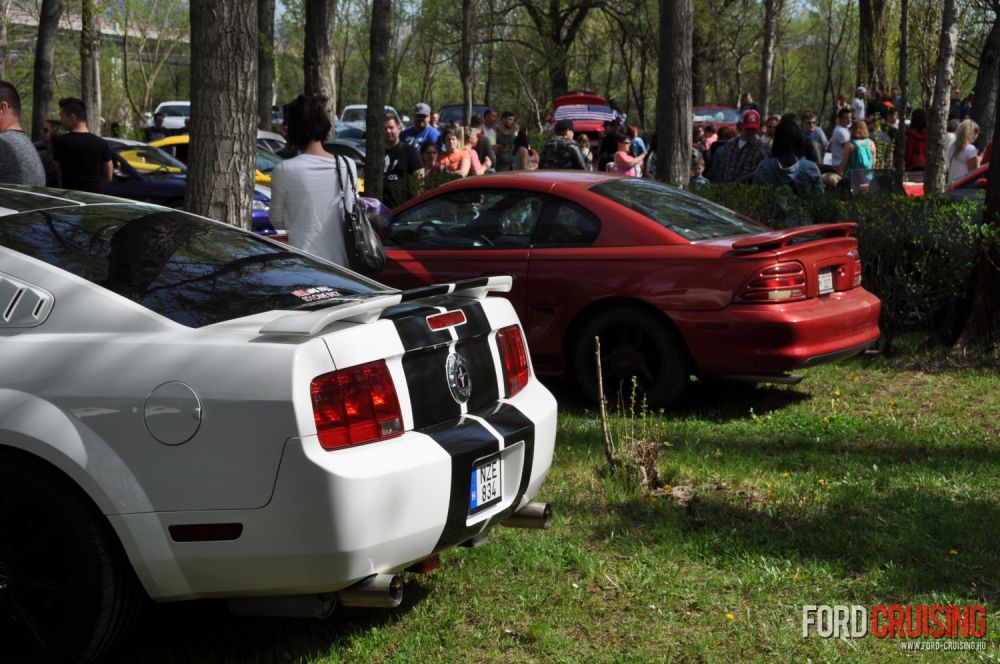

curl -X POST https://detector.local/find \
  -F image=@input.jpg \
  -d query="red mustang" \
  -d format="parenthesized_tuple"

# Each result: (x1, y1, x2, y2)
(381, 172, 881, 405)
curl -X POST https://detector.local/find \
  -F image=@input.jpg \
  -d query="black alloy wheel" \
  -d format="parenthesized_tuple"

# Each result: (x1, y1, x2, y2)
(0, 456, 141, 664)
(573, 307, 690, 409)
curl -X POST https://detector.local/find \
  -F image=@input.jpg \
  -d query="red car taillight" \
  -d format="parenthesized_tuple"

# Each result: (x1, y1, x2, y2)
(852, 258, 863, 287)
(310, 360, 403, 450)
(738, 261, 807, 303)
(496, 325, 530, 397)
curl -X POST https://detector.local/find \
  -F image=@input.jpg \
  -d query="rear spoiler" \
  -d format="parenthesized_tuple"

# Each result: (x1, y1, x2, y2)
(258, 276, 512, 336)
(731, 223, 857, 253)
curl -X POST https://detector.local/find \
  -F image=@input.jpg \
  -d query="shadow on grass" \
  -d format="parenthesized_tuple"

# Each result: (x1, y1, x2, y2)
(108, 577, 435, 663)
(540, 375, 813, 423)
(559, 461, 1000, 604)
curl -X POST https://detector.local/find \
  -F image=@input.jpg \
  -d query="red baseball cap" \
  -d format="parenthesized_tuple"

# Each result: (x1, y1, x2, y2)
(742, 109, 761, 129)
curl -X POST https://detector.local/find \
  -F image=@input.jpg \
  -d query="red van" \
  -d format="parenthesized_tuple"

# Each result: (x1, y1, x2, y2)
(553, 93, 616, 136)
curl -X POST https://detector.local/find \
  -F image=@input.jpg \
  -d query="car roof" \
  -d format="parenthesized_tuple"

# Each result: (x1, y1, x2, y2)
(148, 134, 189, 147)
(437, 170, 617, 191)
(105, 137, 150, 148)
(0, 185, 139, 217)
(155, 101, 190, 108)
(554, 93, 609, 107)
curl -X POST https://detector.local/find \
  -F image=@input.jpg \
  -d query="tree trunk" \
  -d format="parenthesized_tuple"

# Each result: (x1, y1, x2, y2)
(691, 29, 705, 107)
(364, 0, 390, 202)
(258, 0, 276, 130)
(31, 0, 63, 142)
(656, 0, 693, 187)
(186, 0, 258, 229)
(923, 0, 960, 196)
(81, 0, 102, 135)
(954, 25, 1000, 350)
(759, 0, 781, 118)
(953, 83, 1000, 351)
(0, 0, 10, 80)
(304, 0, 338, 132)
(548, 42, 570, 102)
(460, 0, 474, 125)
(970, 13, 1000, 151)
(894, 0, 908, 183)
(858, 0, 890, 92)
(518, 1, 598, 103)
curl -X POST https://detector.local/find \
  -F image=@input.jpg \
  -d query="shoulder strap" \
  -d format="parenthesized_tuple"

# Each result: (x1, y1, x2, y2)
(336, 154, 359, 213)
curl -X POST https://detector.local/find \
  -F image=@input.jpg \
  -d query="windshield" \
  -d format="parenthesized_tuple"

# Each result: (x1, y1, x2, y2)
(255, 149, 283, 173)
(1, 205, 382, 327)
(113, 145, 187, 173)
(590, 178, 764, 240)
(342, 108, 366, 123)
(439, 106, 488, 127)
(693, 107, 741, 124)
(159, 104, 190, 118)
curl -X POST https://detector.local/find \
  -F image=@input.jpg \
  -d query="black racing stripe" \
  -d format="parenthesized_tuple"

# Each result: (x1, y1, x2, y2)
(402, 345, 461, 428)
(399, 277, 491, 303)
(479, 403, 535, 500)
(453, 300, 492, 340)
(428, 402, 537, 552)
(399, 284, 453, 302)
(387, 304, 453, 351)
(457, 337, 499, 410)
(423, 416, 503, 552)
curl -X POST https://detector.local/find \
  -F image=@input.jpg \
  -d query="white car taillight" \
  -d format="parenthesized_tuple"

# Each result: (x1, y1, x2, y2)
(737, 261, 807, 303)
(310, 360, 403, 450)
(496, 324, 530, 397)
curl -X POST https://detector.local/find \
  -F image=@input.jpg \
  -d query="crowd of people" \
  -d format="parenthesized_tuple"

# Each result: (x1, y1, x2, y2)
(378, 101, 655, 206)
(691, 86, 990, 193)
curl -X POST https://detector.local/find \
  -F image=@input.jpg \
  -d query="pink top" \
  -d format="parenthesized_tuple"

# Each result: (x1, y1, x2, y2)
(468, 147, 487, 175)
(609, 150, 640, 176)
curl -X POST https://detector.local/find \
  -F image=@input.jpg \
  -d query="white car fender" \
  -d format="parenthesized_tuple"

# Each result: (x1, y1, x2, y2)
(0, 388, 153, 515)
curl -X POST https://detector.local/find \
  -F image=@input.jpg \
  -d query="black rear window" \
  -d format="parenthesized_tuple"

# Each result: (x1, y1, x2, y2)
(590, 178, 764, 240)
(1, 204, 381, 327)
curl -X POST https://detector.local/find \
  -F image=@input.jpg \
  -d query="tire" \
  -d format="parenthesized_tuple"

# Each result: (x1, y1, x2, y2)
(572, 307, 690, 409)
(0, 455, 142, 664)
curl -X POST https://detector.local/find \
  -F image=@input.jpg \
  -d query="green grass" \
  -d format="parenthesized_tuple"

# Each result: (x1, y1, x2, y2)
(113, 340, 1000, 663)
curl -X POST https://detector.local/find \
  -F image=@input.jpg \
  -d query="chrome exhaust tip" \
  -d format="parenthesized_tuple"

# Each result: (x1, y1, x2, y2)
(502, 501, 552, 530)
(337, 573, 403, 608)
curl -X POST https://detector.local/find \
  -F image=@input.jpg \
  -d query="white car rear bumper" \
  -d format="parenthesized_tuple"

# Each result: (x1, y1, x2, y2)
(111, 379, 556, 601)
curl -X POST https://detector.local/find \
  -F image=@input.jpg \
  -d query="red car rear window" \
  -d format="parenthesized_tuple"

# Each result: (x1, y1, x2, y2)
(590, 178, 765, 241)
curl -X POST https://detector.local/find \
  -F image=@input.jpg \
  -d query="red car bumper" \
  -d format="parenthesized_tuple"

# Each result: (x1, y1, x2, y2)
(671, 288, 881, 377)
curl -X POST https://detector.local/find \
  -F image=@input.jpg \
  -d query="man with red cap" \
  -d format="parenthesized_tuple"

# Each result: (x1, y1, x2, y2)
(714, 108, 770, 183)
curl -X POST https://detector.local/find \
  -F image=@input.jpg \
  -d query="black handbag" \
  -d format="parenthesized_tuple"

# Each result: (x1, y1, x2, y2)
(337, 155, 386, 276)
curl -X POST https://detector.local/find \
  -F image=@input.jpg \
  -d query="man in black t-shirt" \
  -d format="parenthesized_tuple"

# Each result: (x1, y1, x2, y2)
(382, 113, 423, 208)
(53, 97, 112, 193)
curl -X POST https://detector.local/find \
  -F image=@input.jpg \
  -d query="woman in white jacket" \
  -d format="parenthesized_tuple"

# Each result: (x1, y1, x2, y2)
(269, 94, 357, 267)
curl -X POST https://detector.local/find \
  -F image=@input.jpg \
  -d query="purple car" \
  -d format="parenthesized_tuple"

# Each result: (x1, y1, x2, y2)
(103, 138, 281, 238)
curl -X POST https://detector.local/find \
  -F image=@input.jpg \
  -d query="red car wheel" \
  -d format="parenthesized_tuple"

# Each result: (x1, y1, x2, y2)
(572, 307, 690, 408)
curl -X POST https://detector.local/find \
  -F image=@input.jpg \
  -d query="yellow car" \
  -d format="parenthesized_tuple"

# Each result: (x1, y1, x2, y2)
(149, 134, 276, 185)
(112, 142, 186, 174)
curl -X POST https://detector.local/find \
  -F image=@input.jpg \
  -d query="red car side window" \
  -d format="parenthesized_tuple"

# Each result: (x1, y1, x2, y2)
(533, 201, 601, 247)
(387, 189, 544, 249)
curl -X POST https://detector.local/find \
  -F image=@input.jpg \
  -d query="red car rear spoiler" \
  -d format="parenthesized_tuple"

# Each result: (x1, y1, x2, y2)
(731, 223, 857, 253)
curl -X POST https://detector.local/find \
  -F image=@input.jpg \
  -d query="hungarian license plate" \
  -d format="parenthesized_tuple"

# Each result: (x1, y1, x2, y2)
(818, 268, 834, 295)
(469, 456, 501, 513)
